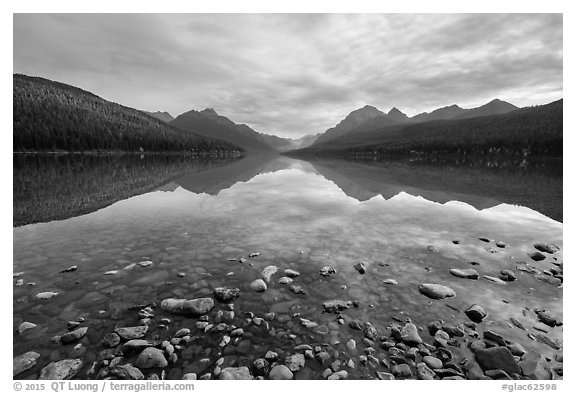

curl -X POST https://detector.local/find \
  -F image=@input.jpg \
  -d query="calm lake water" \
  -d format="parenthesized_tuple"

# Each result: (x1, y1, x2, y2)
(13, 154, 563, 380)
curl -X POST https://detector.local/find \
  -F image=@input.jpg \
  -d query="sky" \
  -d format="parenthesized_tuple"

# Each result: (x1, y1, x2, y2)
(13, 13, 562, 138)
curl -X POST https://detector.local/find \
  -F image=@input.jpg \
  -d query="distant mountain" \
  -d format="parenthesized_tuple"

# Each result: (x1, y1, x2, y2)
(170, 108, 277, 154)
(258, 133, 320, 152)
(145, 111, 174, 123)
(291, 99, 562, 159)
(13, 74, 242, 153)
(411, 104, 466, 122)
(454, 99, 519, 119)
(313, 105, 395, 146)
(306, 99, 520, 150)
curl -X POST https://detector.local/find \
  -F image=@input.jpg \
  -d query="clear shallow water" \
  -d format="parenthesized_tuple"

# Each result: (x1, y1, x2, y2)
(13, 155, 563, 380)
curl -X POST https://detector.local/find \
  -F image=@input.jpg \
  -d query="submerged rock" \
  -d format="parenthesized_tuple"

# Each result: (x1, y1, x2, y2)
(18, 321, 37, 334)
(499, 270, 517, 282)
(465, 304, 488, 323)
(269, 364, 293, 380)
(102, 333, 121, 348)
(160, 298, 214, 316)
(535, 309, 562, 327)
(14, 351, 41, 377)
(475, 347, 521, 375)
(449, 268, 479, 280)
(261, 266, 278, 282)
(60, 265, 78, 273)
(319, 266, 336, 277)
(249, 279, 267, 292)
(108, 364, 144, 380)
(219, 366, 253, 380)
(529, 252, 547, 261)
(483, 275, 507, 285)
(354, 262, 367, 274)
(418, 283, 456, 300)
(115, 326, 148, 340)
(534, 243, 560, 254)
(60, 327, 88, 345)
(284, 269, 300, 278)
(35, 291, 59, 300)
(400, 323, 422, 345)
(39, 359, 83, 380)
(285, 353, 305, 372)
(136, 347, 168, 369)
(213, 287, 240, 303)
(323, 300, 351, 313)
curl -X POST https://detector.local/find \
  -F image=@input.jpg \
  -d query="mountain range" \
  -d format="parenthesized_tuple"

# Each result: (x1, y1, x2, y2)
(13, 74, 561, 160)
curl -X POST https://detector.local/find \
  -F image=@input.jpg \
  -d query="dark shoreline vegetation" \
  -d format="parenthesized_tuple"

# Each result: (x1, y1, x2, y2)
(13, 154, 244, 227)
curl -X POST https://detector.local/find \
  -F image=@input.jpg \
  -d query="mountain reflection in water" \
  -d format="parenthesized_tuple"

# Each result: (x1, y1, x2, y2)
(13, 154, 562, 380)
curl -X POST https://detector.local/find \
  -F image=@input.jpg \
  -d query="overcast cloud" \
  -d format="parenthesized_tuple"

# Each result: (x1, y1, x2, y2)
(13, 14, 562, 138)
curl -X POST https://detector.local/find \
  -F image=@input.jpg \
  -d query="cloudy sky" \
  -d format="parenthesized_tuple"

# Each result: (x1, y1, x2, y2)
(13, 14, 562, 138)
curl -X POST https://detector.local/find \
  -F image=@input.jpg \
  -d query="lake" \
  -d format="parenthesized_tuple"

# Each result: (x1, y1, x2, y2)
(13, 154, 563, 380)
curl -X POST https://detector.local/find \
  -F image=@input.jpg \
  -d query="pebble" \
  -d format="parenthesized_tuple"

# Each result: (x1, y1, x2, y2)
(483, 275, 507, 285)
(400, 323, 422, 345)
(102, 333, 121, 348)
(465, 304, 488, 323)
(354, 262, 367, 274)
(346, 339, 357, 351)
(138, 261, 153, 267)
(529, 252, 547, 261)
(284, 269, 300, 278)
(261, 265, 278, 282)
(319, 266, 336, 277)
(418, 283, 456, 300)
(60, 265, 78, 273)
(253, 358, 270, 377)
(391, 364, 413, 378)
(449, 268, 479, 280)
(377, 371, 396, 380)
(18, 321, 37, 334)
(534, 243, 560, 254)
(285, 353, 305, 372)
(422, 356, 443, 369)
(39, 359, 83, 380)
(136, 347, 168, 369)
(327, 370, 348, 380)
(60, 327, 88, 345)
(213, 287, 240, 303)
(35, 291, 59, 300)
(219, 366, 253, 380)
(249, 279, 267, 292)
(278, 276, 293, 285)
(269, 364, 293, 380)
(417, 363, 436, 380)
(13, 351, 41, 377)
(535, 309, 562, 327)
(383, 278, 398, 285)
(323, 300, 351, 313)
(160, 298, 214, 316)
(499, 270, 517, 282)
(115, 326, 148, 340)
(475, 347, 521, 375)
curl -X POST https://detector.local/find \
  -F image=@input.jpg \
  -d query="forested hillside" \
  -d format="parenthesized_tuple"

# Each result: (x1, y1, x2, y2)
(13, 74, 243, 153)
(293, 100, 562, 160)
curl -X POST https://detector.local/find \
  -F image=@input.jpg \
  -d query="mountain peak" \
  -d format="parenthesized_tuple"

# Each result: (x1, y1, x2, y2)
(387, 107, 409, 122)
(201, 108, 219, 116)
